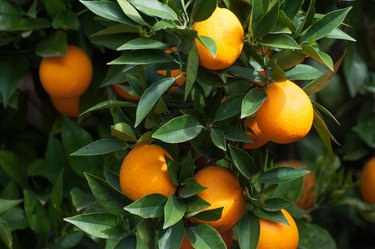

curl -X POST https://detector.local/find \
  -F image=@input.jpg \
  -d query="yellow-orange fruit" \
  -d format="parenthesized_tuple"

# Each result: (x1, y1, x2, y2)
(360, 157, 375, 204)
(50, 96, 80, 118)
(113, 84, 140, 101)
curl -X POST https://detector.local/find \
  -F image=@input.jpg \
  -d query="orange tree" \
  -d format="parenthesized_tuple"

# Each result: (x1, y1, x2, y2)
(1, 0, 374, 249)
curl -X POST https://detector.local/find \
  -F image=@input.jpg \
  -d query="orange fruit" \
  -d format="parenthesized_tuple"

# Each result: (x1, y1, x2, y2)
(193, 7, 244, 70)
(158, 47, 186, 90)
(360, 157, 375, 204)
(50, 96, 80, 118)
(243, 117, 269, 149)
(277, 160, 316, 209)
(189, 166, 245, 233)
(257, 209, 299, 249)
(113, 84, 140, 101)
(255, 80, 314, 144)
(119, 144, 177, 201)
(180, 228, 233, 249)
(39, 45, 93, 98)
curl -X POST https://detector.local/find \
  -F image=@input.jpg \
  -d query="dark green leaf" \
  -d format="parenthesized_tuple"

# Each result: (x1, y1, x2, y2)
(301, 45, 333, 70)
(114, 235, 136, 249)
(260, 34, 301, 49)
(70, 188, 96, 212)
(220, 126, 252, 143)
(0, 199, 22, 214)
(251, 0, 264, 25)
(271, 177, 304, 202)
(185, 195, 211, 214)
(179, 152, 195, 182)
(297, 221, 337, 249)
(71, 138, 127, 156)
(165, 157, 181, 187)
(117, 0, 148, 25)
(282, 0, 304, 19)
(210, 128, 227, 151)
(153, 20, 177, 31)
(191, 0, 217, 22)
(0, 207, 27, 231)
(44, 0, 67, 17)
(135, 77, 175, 126)
(238, 212, 260, 249)
(85, 173, 131, 215)
(257, 167, 310, 184)
(228, 66, 260, 81)
(326, 28, 356, 42)
(186, 223, 226, 249)
(214, 95, 243, 122)
(184, 44, 199, 100)
(312, 101, 340, 126)
(0, 151, 27, 187)
(109, 50, 175, 65)
(241, 88, 267, 118)
(35, 30, 67, 57)
(81, 100, 136, 116)
(128, 0, 178, 20)
(124, 194, 167, 218)
(179, 178, 207, 198)
(343, 45, 367, 97)
(263, 198, 292, 211)
(111, 122, 137, 142)
(285, 64, 323, 80)
(117, 38, 168, 50)
(313, 110, 336, 154)
(64, 213, 123, 239)
(254, 3, 279, 38)
(44, 135, 68, 183)
(192, 207, 223, 221)
(49, 170, 64, 215)
(0, 218, 12, 249)
(158, 220, 184, 249)
(228, 144, 256, 179)
(197, 35, 217, 57)
(252, 208, 288, 225)
(52, 10, 79, 30)
(163, 195, 187, 229)
(294, 0, 315, 37)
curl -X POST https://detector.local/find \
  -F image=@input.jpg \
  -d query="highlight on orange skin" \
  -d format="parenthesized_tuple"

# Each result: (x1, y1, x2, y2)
(113, 84, 140, 101)
(243, 117, 269, 149)
(180, 228, 233, 249)
(50, 96, 80, 118)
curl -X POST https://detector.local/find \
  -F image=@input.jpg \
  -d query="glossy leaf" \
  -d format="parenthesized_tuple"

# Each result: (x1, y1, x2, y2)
(179, 178, 207, 198)
(238, 212, 260, 249)
(179, 152, 195, 182)
(210, 128, 227, 151)
(252, 208, 288, 225)
(254, 2, 279, 38)
(282, 0, 304, 19)
(81, 100, 136, 116)
(124, 194, 167, 218)
(163, 195, 187, 229)
(285, 64, 323, 80)
(220, 126, 252, 143)
(158, 220, 184, 249)
(185, 195, 211, 214)
(257, 167, 310, 184)
(117, 0, 148, 25)
(214, 95, 243, 122)
(111, 122, 137, 142)
(229, 144, 255, 179)
(128, 0, 178, 20)
(185, 44, 199, 99)
(71, 138, 127, 156)
(241, 88, 267, 118)
(326, 28, 356, 42)
(263, 198, 292, 211)
(260, 34, 301, 49)
(117, 38, 168, 50)
(109, 50, 174, 65)
(186, 223, 226, 249)
(197, 35, 217, 57)
(191, 0, 217, 22)
(301, 45, 334, 71)
(192, 207, 223, 221)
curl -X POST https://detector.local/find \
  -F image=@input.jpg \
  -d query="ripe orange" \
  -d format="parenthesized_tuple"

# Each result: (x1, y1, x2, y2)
(255, 80, 314, 144)
(39, 45, 93, 98)
(193, 7, 244, 70)
(50, 96, 80, 118)
(119, 144, 177, 201)
(189, 166, 245, 233)
(257, 209, 299, 249)
(158, 47, 186, 87)
(243, 117, 269, 149)
(360, 157, 375, 204)
(277, 160, 316, 209)
(180, 228, 233, 249)
(113, 84, 140, 101)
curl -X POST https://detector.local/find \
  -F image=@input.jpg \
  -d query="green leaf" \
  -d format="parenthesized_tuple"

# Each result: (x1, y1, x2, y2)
(153, 20, 177, 31)
(0, 151, 27, 187)
(117, 0, 148, 25)
(124, 194, 167, 218)
(186, 223, 226, 249)
(343, 45, 367, 97)
(228, 144, 255, 179)
(81, 100, 136, 116)
(294, 0, 315, 37)
(197, 35, 217, 57)
(166, 158, 181, 187)
(0, 199, 22, 214)
(185, 195, 211, 214)
(117, 38, 168, 50)
(254, 2, 279, 38)
(270, 50, 306, 70)
(192, 207, 223, 221)
(241, 88, 267, 118)
(285, 64, 323, 80)
(228, 66, 260, 81)
(184, 44, 199, 100)
(214, 95, 243, 122)
(114, 235, 136, 249)
(111, 122, 137, 142)
(282, 0, 304, 19)
(52, 10, 79, 30)
(49, 169, 64, 215)
(220, 126, 252, 143)
(263, 198, 292, 211)
(158, 220, 184, 249)
(297, 221, 337, 249)
(179, 152, 195, 182)
(152, 114, 204, 143)
(326, 28, 356, 42)
(128, 0, 178, 20)
(71, 138, 127, 156)
(0, 218, 12, 249)
(24, 190, 51, 238)
(252, 208, 288, 225)
(179, 178, 207, 198)
(210, 128, 227, 151)
(109, 50, 175, 65)
(191, 0, 217, 22)
(64, 213, 123, 239)
(238, 212, 260, 249)
(251, 0, 264, 25)
(313, 110, 337, 153)
(271, 177, 303, 202)
(301, 7, 352, 43)
(80, 0, 138, 26)
(257, 167, 310, 184)
(44, 135, 68, 182)
(85, 173, 131, 215)
(163, 195, 187, 229)
(35, 30, 67, 57)
(260, 34, 301, 49)
(70, 188, 96, 212)
(301, 45, 333, 70)
(312, 101, 340, 126)
(135, 77, 175, 126)
(44, 0, 67, 17)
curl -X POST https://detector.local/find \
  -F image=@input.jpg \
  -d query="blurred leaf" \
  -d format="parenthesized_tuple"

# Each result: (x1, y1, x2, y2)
(117, 38, 168, 50)
(52, 10, 79, 30)
(44, 0, 67, 17)
(0, 218, 12, 249)
(135, 77, 175, 126)
(179, 178, 207, 198)
(152, 114, 204, 143)
(260, 34, 301, 49)
(263, 198, 292, 211)
(0, 199, 22, 214)
(353, 116, 375, 149)
(301, 45, 333, 70)
(343, 45, 367, 97)
(229, 144, 256, 179)
(0, 151, 27, 187)
(285, 64, 323, 80)
(111, 122, 137, 142)
(251, 0, 263, 25)
(80, 0, 138, 26)
(93, 24, 138, 36)
(85, 173, 131, 215)
(301, 7, 352, 43)
(35, 30, 67, 57)
(252, 208, 288, 224)
(0, 207, 27, 231)
(49, 231, 84, 249)
(109, 50, 175, 65)
(71, 138, 127, 156)
(238, 212, 260, 249)
(210, 128, 227, 151)
(163, 195, 186, 229)
(49, 169, 64, 216)
(191, 0, 217, 22)
(197, 36, 217, 57)
(254, 3, 279, 38)
(241, 88, 267, 118)
(326, 28, 356, 41)
(64, 213, 123, 239)
(185, 44, 199, 100)
(214, 95, 243, 122)
(70, 188, 96, 212)
(185, 223, 226, 249)
(128, 0, 178, 20)
(81, 100, 136, 116)
(258, 167, 309, 184)
(297, 221, 337, 249)
(158, 220, 184, 249)
(44, 135, 68, 182)
(313, 110, 337, 153)
(124, 194, 167, 218)
(117, 0, 148, 25)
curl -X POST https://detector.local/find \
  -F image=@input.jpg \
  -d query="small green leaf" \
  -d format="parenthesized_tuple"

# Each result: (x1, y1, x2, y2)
(163, 196, 187, 229)
(166, 158, 181, 187)
(192, 207, 223, 221)
(197, 35, 217, 57)
(312, 101, 340, 126)
(117, 0, 148, 25)
(179, 178, 207, 198)
(257, 167, 310, 184)
(52, 10, 79, 30)
(117, 38, 168, 50)
(0, 199, 22, 214)
(241, 88, 267, 118)
(81, 100, 136, 116)
(0, 151, 28, 187)
(301, 45, 334, 71)
(210, 128, 226, 151)
(152, 114, 204, 143)
(271, 177, 303, 202)
(254, 3, 279, 38)
(185, 195, 211, 214)
(158, 220, 184, 249)
(153, 20, 177, 31)
(326, 28, 356, 42)
(238, 212, 260, 249)
(313, 110, 338, 153)
(252, 208, 288, 225)
(191, 0, 217, 22)
(298, 221, 337, 249)
(220, 126, 252, 143)
(64, 213, 123, 239)
(111, 122, 137, 142)
(228, 144, 255, 179)
(0, 218, 12, 249)
(285, 64, 323, 81)
(263, 198, 292, 211)
(214, 95, 243, 122)
(179, 152, 195, 182)
(185, 44, 199, 100)
(35, 30, 67, 57)
(109, 50, 175, 65)
(124, 194, 167, 218)
(228, 66, 260, 81)
(128, 0, 178, 20)
(71, 138, 127, 156)
(343, 45, 367, 97)
(282, 0, 304, 19)
(186, 223, 226, 249)
(260, 34, 301, 49)
(294, 0, 315, 37)
(135, 77, 175, 126)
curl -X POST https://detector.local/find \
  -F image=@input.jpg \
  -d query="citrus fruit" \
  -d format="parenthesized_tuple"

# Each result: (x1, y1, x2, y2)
(360, 157, 375, 204)
(119, 144, 177, 201)
(193, 7, 244, 70)
(189, 166, 245, 233)
(158, 47, 186, 87)
(39, 45, 93, 98)
(180, 228, 233, 249)
(257, 209, 299, 249)
(255, 80, 314, 144)
(113, 84, 140, 101)
(50, 96, 80, 118)
(243, 117, 269, 149)
(277, 160, 316, 209)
